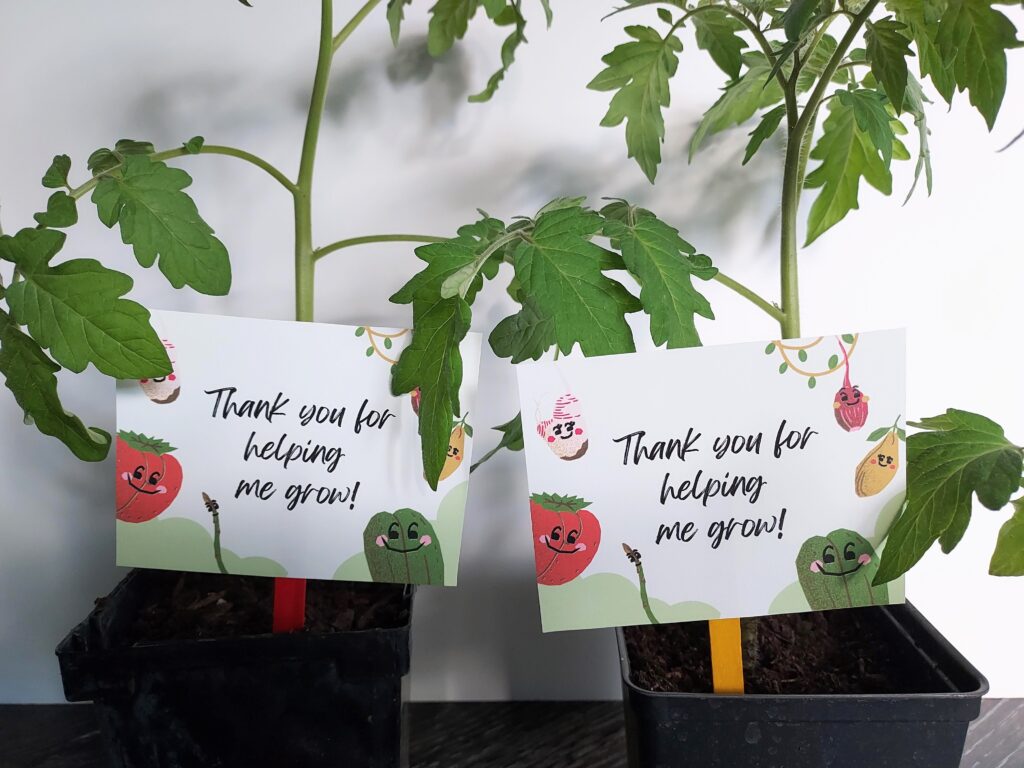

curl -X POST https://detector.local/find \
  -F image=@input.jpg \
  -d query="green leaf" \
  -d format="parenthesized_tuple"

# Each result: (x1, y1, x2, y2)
(602, 208, 714, 350)
(990, 498, 1024, 576)
(91, 154, 231, 296)
(804, 95, 894, 245)
(690, 52, 784, 160)
(0, 308, 110, 461)
(657, 7, 673, 23)
(828, 353, 839, 368)
(384, 336, 393, 349)
(87, 139, 155, 175)
(779, 361, 788, 373)
(744, 105, 787, 165)
(42, 155, 71, 189)
(471, 412, 524, 472)
(867, 426, 892, 441)
(588, 25, 683, 182)
(489, 206, 640, 362)
(903, 73, 934, 201)
(427, 0, 479, 56)
(33, 192, 78, 228)
(783, 0, 820, 41)
(875, 409, 1024, 584)
(798, 348, 808, 362)
(469, 3, 526, 102)
(841, 333, 856, 344)
(693, 9, 748, 81)
(888, 0, 957, 104)
(935, 0, 1020, 129)
(838, 88, 897, 166)
(355, 326, 366, 337)
(764, 342, 776, 354)
(540, 0, 553, 27)
(366, 347, 374, 357)
(387, 0, 414, 44)
(796, 34, 838, 92)
(0, 228, 171, 378)
(183, 136, 205, 154)
(808, 376, 816, 388)
(866, 18, 914, 113)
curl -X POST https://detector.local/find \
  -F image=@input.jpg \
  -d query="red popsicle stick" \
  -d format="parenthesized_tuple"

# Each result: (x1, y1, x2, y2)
(272, 577, 307, 633)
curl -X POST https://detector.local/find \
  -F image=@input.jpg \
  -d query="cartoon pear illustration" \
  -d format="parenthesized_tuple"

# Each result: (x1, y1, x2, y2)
(855, 423, 901, 497)
(437, 415, 470, 482)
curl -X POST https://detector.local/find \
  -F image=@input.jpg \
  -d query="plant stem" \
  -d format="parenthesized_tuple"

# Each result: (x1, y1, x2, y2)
(713, 272, 785, 324)
(333, 0, 383, 52)
(294, 0, 335, 323)
(313, 234, 445, 260)
(67, 145, 297, 200)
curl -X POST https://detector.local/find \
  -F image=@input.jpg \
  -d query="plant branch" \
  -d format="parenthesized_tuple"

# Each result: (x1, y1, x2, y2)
(294, 0, 336, 323)
(67, 145, 298, 201)
(313, 234, 445, 261)
(712, 272, 785, 324)
(333, 0, 383, 53)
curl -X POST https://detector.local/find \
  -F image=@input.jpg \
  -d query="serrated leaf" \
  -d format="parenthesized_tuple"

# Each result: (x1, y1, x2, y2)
(804, 95, 895, 244)
(469, 3, 526, 102)
(427, 0, 479, 56)
(0, 228, 171, 378)
(471, 412, 526, 472)
(866, 18, 914, 113)
(744, 105, 787, 164)
(42, 155, 71, 189)
(796, 34, 838, 92)
(87, 139, 155, 175)
(888, 0, 957, 103)
(602, 209, 714, 349)
(693, 9, 748, 81)
(657, 7, 673, 23)
(783, 0, 820, 41)
(875, 409, 1024, 583)
(936, 0, 1019, 129)
(33, 192, 78, 228)
(91, 154, 231, 296)
(489, 207, 640, 361)
(183, 136, 205, 154)
(839, 88, 898, 166)
(387, 0, 414, 44)
(990, 498, 1024, 576)
(690, 52, 784, 160)
(0, 308, 110, 461)
(588, 25, 683, 182)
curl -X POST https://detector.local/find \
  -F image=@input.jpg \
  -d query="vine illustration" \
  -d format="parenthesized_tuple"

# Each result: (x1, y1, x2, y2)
(623, 543, 659, 625)
(765, 334, 860, 389)
(354, 326, 409, 365)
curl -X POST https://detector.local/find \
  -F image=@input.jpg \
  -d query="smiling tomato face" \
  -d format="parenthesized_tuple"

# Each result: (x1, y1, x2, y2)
(115, 431, 183, 523)
(530, 493, 601, 586)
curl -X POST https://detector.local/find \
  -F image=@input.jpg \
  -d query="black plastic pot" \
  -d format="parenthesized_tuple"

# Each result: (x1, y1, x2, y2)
(57, 569, 412, 768)
(617, 602, 988, 768)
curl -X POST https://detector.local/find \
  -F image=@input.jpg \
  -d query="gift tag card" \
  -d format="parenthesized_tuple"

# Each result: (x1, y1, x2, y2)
(116, 309, 480, 586)
(516, 330, 906, 632)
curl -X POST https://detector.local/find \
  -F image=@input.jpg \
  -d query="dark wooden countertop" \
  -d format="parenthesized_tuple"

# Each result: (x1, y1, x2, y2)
(1, 699, 1021, 767)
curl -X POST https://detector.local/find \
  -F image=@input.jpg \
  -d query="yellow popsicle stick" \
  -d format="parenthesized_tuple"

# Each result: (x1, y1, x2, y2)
(709, 618, 745, 694)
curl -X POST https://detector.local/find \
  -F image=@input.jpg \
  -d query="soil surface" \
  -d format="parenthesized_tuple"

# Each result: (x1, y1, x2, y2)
(625, 607, 949, 695)
(119, 571, 408, 643)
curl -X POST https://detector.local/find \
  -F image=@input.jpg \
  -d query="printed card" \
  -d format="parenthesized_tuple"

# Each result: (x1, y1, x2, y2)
(516, 330, 907, 632)
(116, 310, 480, 586)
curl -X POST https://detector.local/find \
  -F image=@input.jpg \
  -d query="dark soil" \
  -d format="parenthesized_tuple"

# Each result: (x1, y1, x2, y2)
(120, 571, 408, 643)
(625, 607, 949, 695)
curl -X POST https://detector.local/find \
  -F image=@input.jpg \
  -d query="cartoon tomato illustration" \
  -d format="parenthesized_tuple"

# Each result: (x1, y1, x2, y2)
(537, 393, 588, 461)
(833, 338, 869, 431)
(139, 339, 180, 404)
(530, 493, 601, 586)
(115, 431, 183, 523)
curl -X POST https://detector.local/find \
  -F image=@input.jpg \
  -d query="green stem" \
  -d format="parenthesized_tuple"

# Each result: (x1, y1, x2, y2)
(314, 234, 445, 260)
(333, 0, 383, 52)
(294, 0, 335, 323)
(713, 272, 785, 324)
(212, 508, 228, 575)
(67, 144, 297, 200)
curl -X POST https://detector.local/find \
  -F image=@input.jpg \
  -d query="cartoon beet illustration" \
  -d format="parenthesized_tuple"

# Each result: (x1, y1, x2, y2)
(536, 393, 588, 461)
(796, 529, 889, 610)
(115, 431, 183, 523)
(363, 508, 444, 585)
(531, 493, 601, 586)
(437, 415, 470, 482)
(833, 338, 869, 431)
(855, 419, 902, 497)
(410, 387, 421, 415)
(139, 339, 180, 404)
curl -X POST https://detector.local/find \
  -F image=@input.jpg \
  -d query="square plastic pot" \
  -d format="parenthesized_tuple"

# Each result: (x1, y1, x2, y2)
(56, 569, 412, 768)
(617, 602, 988, 768)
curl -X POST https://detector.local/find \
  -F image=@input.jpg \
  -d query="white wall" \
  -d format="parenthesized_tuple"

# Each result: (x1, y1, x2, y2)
(0, 1, 1022, 702)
